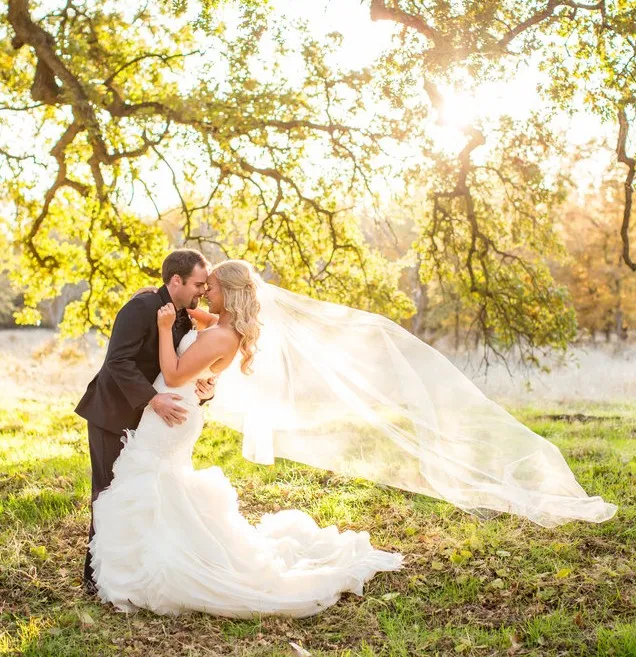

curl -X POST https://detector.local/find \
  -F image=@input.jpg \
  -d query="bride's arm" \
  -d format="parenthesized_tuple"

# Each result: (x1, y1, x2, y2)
(187, 307, 219, 329)
(157, 304, 233, 387)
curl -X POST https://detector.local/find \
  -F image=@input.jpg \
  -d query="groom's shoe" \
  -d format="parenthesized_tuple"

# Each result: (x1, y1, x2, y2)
(83, 579, 98, 596)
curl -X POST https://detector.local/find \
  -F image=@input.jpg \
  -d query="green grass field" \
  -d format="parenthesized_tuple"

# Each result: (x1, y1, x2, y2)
(0, 399, 634, 657)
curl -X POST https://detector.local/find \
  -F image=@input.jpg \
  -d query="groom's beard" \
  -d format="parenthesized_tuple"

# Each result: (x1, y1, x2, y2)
(188, 297, 201, 310)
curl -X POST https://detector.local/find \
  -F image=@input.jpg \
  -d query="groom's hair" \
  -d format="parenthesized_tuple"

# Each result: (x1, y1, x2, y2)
(162, 249, 210, 284)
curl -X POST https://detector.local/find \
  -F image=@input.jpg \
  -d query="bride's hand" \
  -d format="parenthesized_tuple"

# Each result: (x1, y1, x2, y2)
(157, 303, 176, 330)
(132, 286, 158, 300)
(187, 307, 219, 329)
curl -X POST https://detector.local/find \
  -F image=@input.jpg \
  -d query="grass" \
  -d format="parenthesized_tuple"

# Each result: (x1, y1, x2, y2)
(0, 398, 635, 657)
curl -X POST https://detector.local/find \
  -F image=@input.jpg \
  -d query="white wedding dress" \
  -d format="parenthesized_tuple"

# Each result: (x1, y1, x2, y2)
(90, 330, 403, 618)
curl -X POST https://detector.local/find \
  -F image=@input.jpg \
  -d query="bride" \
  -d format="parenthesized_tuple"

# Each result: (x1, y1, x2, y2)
(90, 260, 403, 618)
(90, 259, 617, 617)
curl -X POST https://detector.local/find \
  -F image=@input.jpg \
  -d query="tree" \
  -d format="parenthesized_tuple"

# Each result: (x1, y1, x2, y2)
(1, 0, 634, 365)
(363, 0, 634, 362)
(2, 0, 414, 335)
(554, 173, 636, 341)
(367, 0, 635, 263)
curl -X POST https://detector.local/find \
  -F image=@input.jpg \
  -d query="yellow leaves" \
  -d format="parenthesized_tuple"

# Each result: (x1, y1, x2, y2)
(449, 549, 473, 565)
(29, 545, 48, 561)
(467, 533, 485, 552)
(550, 542, 568, 552)
(14, 307, 42, 327)
(75, 608, 95, 627)
(381, 591, 400, 601)
(407, 574, 427, 588)
(0, 616, 51, 654)
(555, 568, 572, 579)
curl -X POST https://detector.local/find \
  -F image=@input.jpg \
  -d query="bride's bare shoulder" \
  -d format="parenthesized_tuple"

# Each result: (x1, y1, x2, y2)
(198, 325, 240, 347)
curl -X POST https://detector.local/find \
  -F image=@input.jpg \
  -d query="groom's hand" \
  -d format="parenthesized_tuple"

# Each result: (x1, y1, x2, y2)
(195, 376, 216, 403)
(149, 393, 187, 427)
(131, 286, 158, 299)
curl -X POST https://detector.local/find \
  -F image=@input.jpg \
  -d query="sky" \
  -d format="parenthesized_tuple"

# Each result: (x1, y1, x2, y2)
(121, 0, 615, 218)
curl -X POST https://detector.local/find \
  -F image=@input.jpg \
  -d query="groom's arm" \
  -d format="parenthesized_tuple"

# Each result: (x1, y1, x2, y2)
(104, 297, 157, 410)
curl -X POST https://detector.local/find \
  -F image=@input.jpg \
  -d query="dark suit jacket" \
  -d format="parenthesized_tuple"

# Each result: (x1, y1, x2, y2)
(75, 286, 192, 435)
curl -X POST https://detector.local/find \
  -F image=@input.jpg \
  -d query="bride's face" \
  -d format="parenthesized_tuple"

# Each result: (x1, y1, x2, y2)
(205, 273, 225, 313)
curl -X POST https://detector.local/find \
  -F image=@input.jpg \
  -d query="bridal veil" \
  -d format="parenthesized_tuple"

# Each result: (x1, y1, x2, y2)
(208, 274, 617, 528)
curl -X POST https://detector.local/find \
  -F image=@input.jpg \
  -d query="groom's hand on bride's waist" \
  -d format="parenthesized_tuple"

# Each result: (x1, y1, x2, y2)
(149, 393, 188, 427)
(195, 376, 216, 406)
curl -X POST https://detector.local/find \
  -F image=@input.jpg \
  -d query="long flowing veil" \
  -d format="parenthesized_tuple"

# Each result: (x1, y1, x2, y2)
(209, 275, 617, 528)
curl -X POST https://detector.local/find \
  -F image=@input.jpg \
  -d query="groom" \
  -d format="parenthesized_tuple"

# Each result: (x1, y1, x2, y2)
(75, 248, 216, 594)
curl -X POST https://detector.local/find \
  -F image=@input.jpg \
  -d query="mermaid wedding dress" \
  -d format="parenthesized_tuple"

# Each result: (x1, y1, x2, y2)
(90, 329, 403, 618)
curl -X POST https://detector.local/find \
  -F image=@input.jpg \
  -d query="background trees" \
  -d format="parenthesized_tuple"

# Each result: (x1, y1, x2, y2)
(1, 0, 634, 361)
(554, 172, 636, 341)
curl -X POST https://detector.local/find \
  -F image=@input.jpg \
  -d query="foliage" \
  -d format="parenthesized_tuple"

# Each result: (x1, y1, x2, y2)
(364, 0, 636, 359)
(1, 0, 413, 337)
(554, 172, 636, 340)
(1, 0, 635, 360)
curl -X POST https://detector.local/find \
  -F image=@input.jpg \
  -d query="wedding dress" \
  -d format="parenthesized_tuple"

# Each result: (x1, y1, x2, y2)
(90, 329, 403, 618)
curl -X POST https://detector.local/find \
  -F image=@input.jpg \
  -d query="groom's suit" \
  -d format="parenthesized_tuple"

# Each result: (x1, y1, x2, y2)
(75, 285, 193, 588)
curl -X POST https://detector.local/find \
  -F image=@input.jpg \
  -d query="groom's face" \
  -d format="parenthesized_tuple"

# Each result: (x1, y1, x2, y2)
(173, 264, 208, 310)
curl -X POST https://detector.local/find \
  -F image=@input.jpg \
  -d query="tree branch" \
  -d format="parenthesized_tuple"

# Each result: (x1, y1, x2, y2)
(26, 121, 88, 267)
(616, 106, 636, 271)
(369, 0, 451, 50)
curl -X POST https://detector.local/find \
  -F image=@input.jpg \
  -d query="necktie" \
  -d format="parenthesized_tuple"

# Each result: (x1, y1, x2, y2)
(174, 310, 191, 334)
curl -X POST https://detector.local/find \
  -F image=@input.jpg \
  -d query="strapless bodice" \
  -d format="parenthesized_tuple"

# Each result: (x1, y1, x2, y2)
(123, 330, 205, 462)
(152, 329, 201, 407)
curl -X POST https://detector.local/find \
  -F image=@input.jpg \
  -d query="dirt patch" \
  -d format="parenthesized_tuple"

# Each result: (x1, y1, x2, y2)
(537, 413, 622, 423)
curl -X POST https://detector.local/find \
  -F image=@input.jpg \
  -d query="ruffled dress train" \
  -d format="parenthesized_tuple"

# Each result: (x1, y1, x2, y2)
(89, 331, 402, 617)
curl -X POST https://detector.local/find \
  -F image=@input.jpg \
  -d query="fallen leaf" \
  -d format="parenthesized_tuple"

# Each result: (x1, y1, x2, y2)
(508, 631, 523, 655)
(76, 609, 94, 626)
(381, 592, 400, 601)
(468, 534, 484, 552)
(289, 642, 311, 657)
(30, 546, 48, 561)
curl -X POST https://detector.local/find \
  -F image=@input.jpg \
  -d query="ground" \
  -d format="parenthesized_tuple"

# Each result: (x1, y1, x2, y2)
(0, 396, 634, 657)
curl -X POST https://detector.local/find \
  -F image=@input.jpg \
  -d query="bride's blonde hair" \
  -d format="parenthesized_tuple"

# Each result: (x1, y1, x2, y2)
(211, 260, 260, 375)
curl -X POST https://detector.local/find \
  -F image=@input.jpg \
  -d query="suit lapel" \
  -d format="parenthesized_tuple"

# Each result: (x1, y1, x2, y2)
(157, 285, 191, 349)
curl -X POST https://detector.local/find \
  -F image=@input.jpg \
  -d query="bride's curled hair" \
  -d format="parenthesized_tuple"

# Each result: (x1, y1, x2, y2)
(211, 260, 260, 375)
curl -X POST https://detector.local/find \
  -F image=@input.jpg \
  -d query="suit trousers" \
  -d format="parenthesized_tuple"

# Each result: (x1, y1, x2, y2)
(83, 422, 126, 587)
